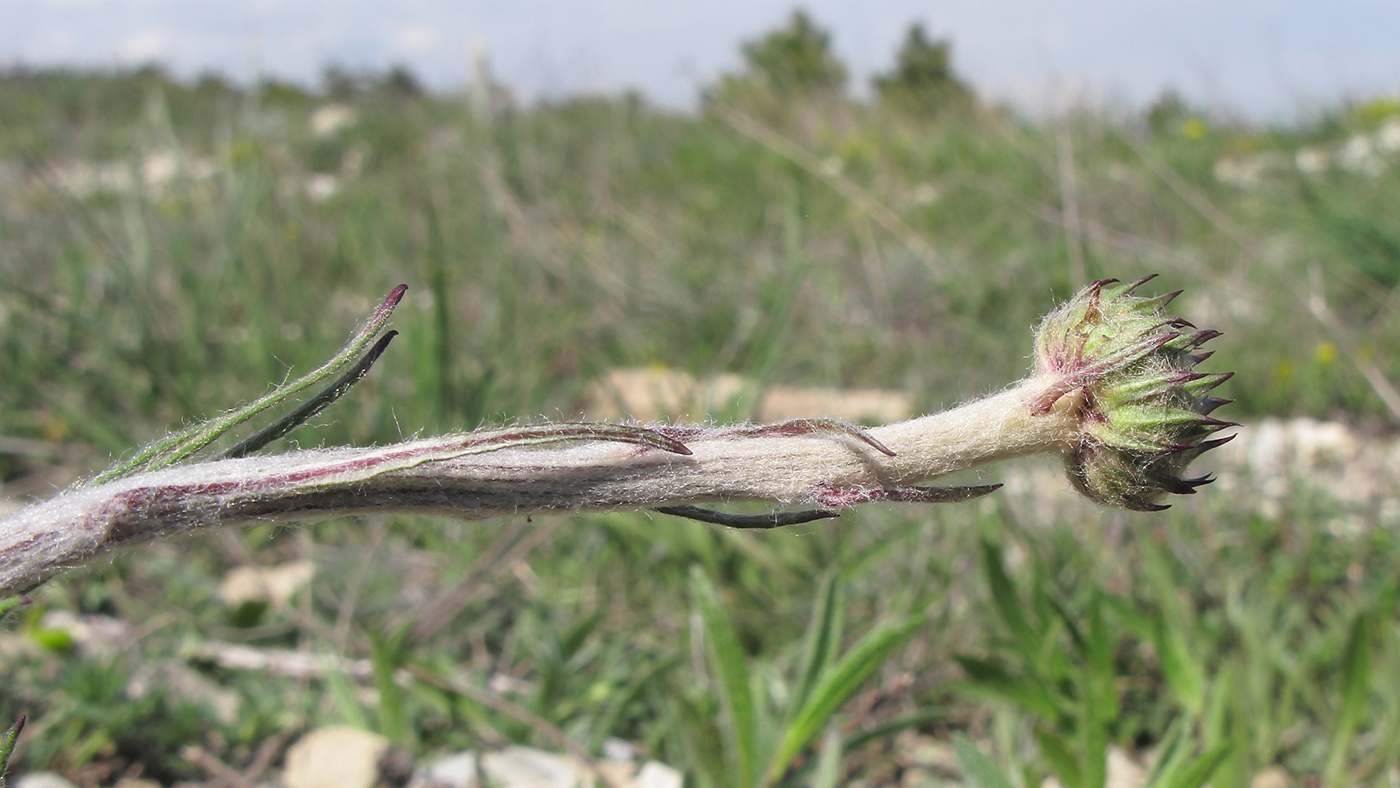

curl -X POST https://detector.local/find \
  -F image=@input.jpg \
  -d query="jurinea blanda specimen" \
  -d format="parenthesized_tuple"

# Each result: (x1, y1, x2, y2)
(0, 277, 1233, 596)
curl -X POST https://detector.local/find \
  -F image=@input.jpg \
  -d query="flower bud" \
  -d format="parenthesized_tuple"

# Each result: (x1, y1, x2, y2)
(1032, 276, 1235, 511)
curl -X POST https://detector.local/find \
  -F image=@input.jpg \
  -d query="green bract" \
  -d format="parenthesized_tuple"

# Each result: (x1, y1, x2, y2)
(1032, 276, 1235, 511)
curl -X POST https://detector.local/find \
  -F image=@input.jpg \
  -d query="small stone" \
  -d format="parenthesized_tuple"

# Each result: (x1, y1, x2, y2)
(595, 760, 635, 787)
(1251, 766, 1291, 788)
(893, 732, 958, 777)
(480, 747, 581, 788)
(632, 761, 682, 788)
(601, 738, 634, 763)
(283, 726, 389, 788)
(1106, 747, 1147, 788)
(13, 774, 79, 788)
(900, 767, 933, 787)
(219, 561, 316, 608)
(410, 752, 478, 788)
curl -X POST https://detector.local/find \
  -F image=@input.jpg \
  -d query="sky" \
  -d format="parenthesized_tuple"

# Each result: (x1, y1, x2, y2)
(3, 0, 1399, 121)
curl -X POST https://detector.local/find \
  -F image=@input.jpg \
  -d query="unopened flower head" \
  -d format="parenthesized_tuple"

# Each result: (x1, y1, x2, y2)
(1031, 276, 1235, 511)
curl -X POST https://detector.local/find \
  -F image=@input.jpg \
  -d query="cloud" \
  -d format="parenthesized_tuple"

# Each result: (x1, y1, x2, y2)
(119, 29, 170, 62)
(392, 25, 439, 55)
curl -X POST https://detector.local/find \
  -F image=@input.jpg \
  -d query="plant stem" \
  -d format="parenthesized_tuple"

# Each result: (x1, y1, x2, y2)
(0, 377, 1077, 597)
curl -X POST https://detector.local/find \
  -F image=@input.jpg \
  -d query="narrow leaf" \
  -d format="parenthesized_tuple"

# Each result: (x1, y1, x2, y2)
(1035, 729, 1083, 788)
(93, 284, 407, 483)
(224, 330, 397, 458)
(1152, 611, 1206, 716)
(954, 655, 1062, 721)
(1325, 611, 1372, 787)
(954, 734, 1016, 788)
(791, 573, 843, 717)
(0, 715, 25, 788)
(371, 627, 412, 743)
(0, 598, 27, 620)
(690, 566, 757, 788)
(325, 665, 370, 731)
(656, 505, 839, 528)
(1144, 721, 1188, 788)
(842, 707, 945, 751)
(764, 615, 923, 786)
(980, 540, 1040, 661)
(811, 726, 844, 788)
(1160, 742, 1231, 788)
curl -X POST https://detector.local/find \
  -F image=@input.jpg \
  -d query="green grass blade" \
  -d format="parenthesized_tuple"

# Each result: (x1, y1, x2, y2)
(1158, 742, 1231, 788)
(953, 655, 1062, 721)
(1152, 610, 1206, 717)
(790, 573, 843, 719)
(1084, 593, 1116, 726)
(811, 726, 844, 788)
(1138, 537, 1205, 717)
(1034, 729, 1082, 788)
(587, 658, 678, 753)
(690, 566, 757, 788)
(954, 734, 1016, 788)
(325, 664, 371, 732)
(1144, 721, 1188, 788)
(1325, 611, 1372, 787)
(0, 715, 25, 788)
(842, 707, 945, 752)
(371, 627, 412, 744)
(1080, 593, 1113, 788)
(763, 614, 923, 786)
(980, 540, 1040, 662)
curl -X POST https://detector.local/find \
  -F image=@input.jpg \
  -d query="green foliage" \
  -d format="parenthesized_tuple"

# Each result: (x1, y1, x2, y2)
(953, 735, 1015, 788)
(0, 716, 23, 788)
(0, 599, 25, 621)
(2, 61, 1400, 785)
(688, 567, 924, 787)
(739, 10, 847, 96)
(711, 9, 849, 112)
(873, 23, 974, 115)
(958, 539, 1232, 788)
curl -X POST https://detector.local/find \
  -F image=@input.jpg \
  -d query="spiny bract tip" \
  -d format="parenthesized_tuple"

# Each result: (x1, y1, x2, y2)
(1033, 277, 1235, 512)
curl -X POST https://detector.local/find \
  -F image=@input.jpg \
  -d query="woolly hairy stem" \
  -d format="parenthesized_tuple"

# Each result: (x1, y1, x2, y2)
(0, 378, 1076, 597)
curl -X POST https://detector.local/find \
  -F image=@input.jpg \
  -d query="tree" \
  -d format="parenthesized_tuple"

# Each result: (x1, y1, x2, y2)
(380, 65, 422, 99)
(874, 23, 973, 114)
(739, 10, 847, 97)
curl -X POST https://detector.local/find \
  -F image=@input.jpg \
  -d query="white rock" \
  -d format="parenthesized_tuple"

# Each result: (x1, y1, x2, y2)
(480, 746, 583, 788)
(13, 774, 78, 788)
(1295, 146, 1330, 174)
(1106, 747, 1146, 788)
(410, 752, 479, 788)
(584, 366, 911, 424)
(218, 561, 316, 607)
(1251, 765, 1291, 788)
(311, 104, 358, 137)
(283, 726, 389, 788)
(1377, 119, 1400, 153)
(632, 761, 683, 788)
(1339, 134, 1384, 176)
(601, 737, 634, 764)
(304, 174, 340, 202)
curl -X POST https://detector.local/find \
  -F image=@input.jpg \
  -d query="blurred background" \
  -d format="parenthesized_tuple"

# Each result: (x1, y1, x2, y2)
(2, 2, 1400, 786)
